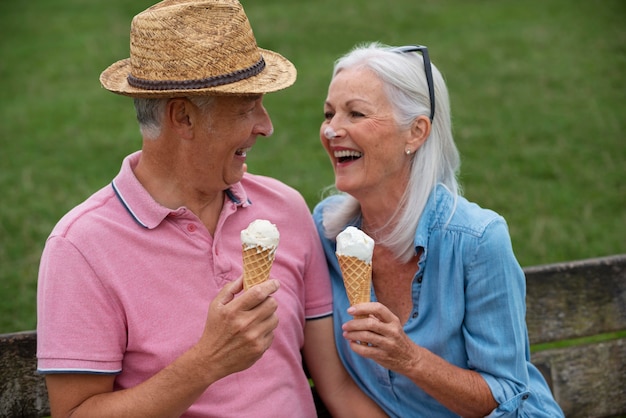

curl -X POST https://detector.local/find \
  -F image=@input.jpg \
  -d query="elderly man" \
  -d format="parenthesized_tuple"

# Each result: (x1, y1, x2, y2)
(36, 1, 386, 417)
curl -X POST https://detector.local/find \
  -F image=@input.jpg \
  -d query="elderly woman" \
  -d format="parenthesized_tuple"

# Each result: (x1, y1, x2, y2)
(313, 42, 564, 417)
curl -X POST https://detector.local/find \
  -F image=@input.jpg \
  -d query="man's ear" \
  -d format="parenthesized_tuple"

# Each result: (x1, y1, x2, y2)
(166, 98, 193, 139)
(406, 115, 431, 152)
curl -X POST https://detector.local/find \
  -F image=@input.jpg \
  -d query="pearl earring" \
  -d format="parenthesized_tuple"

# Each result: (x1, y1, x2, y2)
(405, 149, 412, 155)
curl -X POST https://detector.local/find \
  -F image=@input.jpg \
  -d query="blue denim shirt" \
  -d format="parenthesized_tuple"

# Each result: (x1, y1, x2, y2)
(313, 185, 564, 417)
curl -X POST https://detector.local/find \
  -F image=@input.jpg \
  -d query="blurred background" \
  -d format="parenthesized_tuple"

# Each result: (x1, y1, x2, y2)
(1, 0, 624, 333)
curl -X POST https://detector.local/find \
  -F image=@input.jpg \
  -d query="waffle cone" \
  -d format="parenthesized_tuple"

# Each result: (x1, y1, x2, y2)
(242, 245, 276, 290)
(337, 254, 372, 318)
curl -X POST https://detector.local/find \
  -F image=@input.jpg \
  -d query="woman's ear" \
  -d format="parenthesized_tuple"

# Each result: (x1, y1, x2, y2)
(406, 115, 431, 152)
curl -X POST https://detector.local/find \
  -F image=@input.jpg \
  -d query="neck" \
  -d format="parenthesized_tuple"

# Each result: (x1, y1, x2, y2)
(134, 146, 226, 234)
(360, 202, 398, 241)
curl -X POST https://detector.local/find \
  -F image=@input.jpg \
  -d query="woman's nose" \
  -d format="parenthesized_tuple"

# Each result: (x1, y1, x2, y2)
(323, 126, 339, 140)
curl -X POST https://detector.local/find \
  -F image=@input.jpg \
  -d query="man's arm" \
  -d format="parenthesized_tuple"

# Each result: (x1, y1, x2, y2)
(302, 316, 388, 418)
(45, 278, 279, 418)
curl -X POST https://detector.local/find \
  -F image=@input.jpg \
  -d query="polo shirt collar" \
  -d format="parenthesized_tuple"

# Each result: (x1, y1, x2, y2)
(111, 151, 251, 229)
(225, 181, 252, 208)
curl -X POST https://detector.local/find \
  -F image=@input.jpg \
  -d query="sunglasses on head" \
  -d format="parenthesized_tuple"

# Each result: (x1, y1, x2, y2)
(389, 45, 435, 122)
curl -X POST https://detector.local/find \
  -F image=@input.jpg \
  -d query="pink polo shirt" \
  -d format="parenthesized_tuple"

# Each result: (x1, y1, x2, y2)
(37, 151, 332, 418)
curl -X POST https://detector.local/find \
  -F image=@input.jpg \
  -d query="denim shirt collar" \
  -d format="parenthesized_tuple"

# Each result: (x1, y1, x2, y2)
(414, 184, 456, 265)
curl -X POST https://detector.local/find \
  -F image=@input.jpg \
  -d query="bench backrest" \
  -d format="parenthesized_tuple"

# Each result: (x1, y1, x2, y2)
(525, 254, 626, 417)
(0, 331, 48, 417)
(1, 254, 625, 417)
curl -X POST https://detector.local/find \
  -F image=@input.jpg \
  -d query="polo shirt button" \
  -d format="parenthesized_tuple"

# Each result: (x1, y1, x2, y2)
(187, 224, 197, 232)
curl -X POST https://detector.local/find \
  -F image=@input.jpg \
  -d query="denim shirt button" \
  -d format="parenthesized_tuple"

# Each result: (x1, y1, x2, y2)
(521, 394, 529, 400)
(412, 311, 418, 319)
(417, 276, 423, 283)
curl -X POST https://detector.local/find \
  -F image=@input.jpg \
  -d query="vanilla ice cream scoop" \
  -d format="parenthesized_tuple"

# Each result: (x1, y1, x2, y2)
(241, 219, 280, 251)
(336, 226, 374, 263)
(336, 226, 374, 317)
(241, 220, 280, 290)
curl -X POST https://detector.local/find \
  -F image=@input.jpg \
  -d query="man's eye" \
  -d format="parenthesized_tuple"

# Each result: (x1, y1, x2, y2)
(350, 111, 364, 118)
(240, 106, 255, 115)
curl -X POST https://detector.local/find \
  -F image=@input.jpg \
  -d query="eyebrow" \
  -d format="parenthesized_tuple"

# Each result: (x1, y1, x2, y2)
(324, 98, 371, 108)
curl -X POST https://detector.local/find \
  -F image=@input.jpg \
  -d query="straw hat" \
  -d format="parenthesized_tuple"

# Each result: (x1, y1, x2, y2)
(100, 0, 296, 98)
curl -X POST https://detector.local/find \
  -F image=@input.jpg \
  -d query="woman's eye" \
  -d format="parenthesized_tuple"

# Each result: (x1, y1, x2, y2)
(350, 111, 364, 118)
(324, 111, 334, 120)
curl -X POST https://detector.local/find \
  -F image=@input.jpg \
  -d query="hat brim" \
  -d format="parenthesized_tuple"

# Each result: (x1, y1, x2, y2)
(100, 48, 296, 98)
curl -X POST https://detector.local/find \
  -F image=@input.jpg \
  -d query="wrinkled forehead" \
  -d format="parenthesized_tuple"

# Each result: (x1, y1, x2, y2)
(327, 68, 387, 104)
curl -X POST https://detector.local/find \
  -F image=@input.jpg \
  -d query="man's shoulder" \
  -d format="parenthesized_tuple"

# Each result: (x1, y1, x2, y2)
(241, 173, 306, 203)
(50, 183, 118, 239)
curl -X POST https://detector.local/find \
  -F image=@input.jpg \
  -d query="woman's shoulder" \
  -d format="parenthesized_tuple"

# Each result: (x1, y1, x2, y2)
(432, 185, 506, 238)
(312, 193, 351, 238)
(313, 193, 346, 213)
(429, 186, 518, 262)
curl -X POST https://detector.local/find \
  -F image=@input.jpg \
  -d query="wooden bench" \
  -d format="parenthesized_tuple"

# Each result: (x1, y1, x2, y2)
(2, 254, 625, 417)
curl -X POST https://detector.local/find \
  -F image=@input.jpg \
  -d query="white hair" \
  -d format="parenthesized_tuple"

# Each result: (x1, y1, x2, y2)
(322, 42, 461, 263)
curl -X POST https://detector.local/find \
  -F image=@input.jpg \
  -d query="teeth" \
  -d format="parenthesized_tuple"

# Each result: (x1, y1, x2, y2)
(334, 150, 362, 159)
(236, 147, 251, 156)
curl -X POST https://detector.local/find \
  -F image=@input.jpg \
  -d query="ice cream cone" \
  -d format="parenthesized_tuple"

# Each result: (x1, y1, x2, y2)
(242, 244, 276, 290)
(241, 219, 279, 291)
(337, 254, 372, 319)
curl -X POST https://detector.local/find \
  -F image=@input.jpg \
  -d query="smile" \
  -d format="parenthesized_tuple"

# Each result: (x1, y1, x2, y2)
(235, 147, 251, 157)
(334, 149, 362, 163)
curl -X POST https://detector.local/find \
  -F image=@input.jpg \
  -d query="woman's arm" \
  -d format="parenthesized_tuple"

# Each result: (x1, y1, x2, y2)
(303, 316, 388, 418)
(343, 304, 497, 417)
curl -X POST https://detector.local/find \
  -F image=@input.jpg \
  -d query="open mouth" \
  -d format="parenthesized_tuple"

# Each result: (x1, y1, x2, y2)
(334, 149, 362, 163)
(235, 147, 251, 157)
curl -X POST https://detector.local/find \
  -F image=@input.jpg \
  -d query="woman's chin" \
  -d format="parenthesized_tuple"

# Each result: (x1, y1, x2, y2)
(334, 180, 355, 194)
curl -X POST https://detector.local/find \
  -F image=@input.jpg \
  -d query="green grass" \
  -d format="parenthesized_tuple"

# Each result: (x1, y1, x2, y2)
(0, 0, 624, 333)
(530, 330, 626, 353)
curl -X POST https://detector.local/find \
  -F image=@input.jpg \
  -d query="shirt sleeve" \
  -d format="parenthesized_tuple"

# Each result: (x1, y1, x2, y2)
(302, 210, 333, 319)
(461, 217, 533, 413)
(37, 235, 126, 374)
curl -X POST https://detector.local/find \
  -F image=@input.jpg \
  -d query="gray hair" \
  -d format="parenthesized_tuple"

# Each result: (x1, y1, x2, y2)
(133, 96, 215, 139)
(322, 42, 461, 262)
